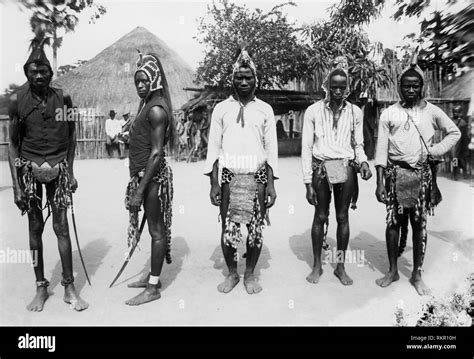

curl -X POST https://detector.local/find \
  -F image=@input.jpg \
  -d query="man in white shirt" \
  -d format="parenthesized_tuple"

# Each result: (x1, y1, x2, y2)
(374, 54, 460, 296)
(301, 56, 372, 286)
(105, 110, 125, 158)
(204, 44, 278, 295)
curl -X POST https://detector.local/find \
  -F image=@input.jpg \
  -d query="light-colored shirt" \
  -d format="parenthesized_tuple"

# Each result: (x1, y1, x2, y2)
(375, 101, 461, 168)
(105, 118, 125, 138)
(204, 96, 279, 178)
(301, 100, 367, 183)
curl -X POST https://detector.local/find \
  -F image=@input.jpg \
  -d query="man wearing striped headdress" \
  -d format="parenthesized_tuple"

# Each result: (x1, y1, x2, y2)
(301, 56, 372, 286)
(123, 52, 175, 305)
(205, 44, 278, 295)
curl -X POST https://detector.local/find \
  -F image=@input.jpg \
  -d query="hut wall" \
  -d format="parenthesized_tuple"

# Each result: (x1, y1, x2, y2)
(75, 111, 109, 159)
(0, 115, 9, 161)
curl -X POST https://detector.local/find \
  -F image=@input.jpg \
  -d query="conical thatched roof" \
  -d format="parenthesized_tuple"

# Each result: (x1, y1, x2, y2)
(53, 26, 196, 115)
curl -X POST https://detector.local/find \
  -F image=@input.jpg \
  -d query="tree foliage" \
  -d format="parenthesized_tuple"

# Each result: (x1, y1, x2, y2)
(18, 0, 106, 76)
(302, 1, 391, 100)
(418, 4, 473, 72)
(329, 0, 384, 27)
(194, 0, 309, 89)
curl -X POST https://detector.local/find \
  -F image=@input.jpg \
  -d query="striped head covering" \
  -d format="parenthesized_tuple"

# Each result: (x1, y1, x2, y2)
(398, 46, 426, 102)
(135, 50, 163, 92)
(322, 56, 351, 102)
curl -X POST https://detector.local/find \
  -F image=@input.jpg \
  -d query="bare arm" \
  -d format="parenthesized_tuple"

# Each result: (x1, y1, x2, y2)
(209, 159, 221, 206)
(7, 96, 26, 211)
(128, 106, 168, 212)
(375, 165, 387, 204)
(64, 94, 77, 191)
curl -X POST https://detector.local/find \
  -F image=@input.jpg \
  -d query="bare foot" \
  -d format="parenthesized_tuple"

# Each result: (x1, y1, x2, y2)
(376, 271, 400, 288)
(127, 274, 161, 289)
(410, 276, 431, 296)
(244, 273, 262, 294)
(217, 273, 240, 293)
(26, 287, 49, 312)
(334, 266, 353, 286)
(125, 285, 161, 305)
(306, 268, 323, 284)
(63, 284, 89, 311)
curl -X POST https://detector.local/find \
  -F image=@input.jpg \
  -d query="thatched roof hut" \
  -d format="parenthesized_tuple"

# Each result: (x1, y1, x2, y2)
(53, 26, 197, 115)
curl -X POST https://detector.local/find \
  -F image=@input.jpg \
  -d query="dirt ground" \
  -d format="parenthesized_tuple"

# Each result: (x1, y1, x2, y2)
(0, 158, 472, 326)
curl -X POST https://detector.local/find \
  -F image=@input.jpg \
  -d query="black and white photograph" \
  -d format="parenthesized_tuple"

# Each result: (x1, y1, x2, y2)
(0, 0, 472, 354)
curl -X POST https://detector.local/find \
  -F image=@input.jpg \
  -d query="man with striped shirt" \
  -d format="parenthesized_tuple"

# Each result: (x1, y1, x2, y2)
(301, 57, 372, 286)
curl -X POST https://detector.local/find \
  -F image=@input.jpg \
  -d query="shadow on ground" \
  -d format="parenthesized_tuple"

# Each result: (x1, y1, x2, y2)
(50, 237, 111, 294)
(289, 229, 413, 279)
(120, 236, 189, 292)
(210, 242, 271, 278)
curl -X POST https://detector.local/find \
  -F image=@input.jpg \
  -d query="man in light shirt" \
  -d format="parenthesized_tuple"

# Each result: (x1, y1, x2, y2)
(105, 110, 125, 158)
(204, 44, 278, 295)
(374, 55, 460, 296)
(301, 56, 372, 286)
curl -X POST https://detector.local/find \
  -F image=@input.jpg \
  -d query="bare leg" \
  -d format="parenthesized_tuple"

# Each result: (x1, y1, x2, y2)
(244, 184, 265, 294)
(26, 186, 49, 312)
(119, 143, 125, 159)
(127, 273, 161, 288)
(126, 181, 165, 305)
(409, 211, 431, 296)
(376, 211, 403, 288)
(333, 169, 355, 286)
(217, 183, 240, 293)
(47, 183, 88, 311)
(307, 174, 330, 284)
(106, 136, 113, 157)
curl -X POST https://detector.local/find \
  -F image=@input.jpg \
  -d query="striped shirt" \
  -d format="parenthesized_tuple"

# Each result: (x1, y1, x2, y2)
(301, 100, 367, 183)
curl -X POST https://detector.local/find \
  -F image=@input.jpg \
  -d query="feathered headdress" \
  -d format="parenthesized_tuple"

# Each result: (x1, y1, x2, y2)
(135, 50, 163, 91)
(23, 37, 52, 76)
(232, 40, 258, 86)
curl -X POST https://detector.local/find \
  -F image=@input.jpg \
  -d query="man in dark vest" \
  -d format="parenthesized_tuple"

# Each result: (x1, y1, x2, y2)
(8, 40, 89, 311)
(122, 52, 175, 306)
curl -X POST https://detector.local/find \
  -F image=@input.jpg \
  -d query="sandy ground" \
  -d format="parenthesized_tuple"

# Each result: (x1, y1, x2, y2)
(0, 157, 472, 326)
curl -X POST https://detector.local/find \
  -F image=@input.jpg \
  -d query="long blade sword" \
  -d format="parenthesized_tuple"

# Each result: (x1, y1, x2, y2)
(109, 214, 147, 288)
(70, 194, 91, 286)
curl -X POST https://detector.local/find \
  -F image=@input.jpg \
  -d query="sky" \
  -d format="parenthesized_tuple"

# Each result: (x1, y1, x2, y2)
(0, 0, 461, 90)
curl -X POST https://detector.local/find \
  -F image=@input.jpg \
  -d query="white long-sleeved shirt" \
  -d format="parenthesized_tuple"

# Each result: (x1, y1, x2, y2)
(204, 96, 279, 178)
(301, 100, 367, 183)
(105, 118, 125, 138)
(375, 101, 461, 168)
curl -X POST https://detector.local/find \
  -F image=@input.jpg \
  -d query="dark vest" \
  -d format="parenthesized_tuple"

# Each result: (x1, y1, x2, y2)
(16, 85, 70, 167)
(128, 93, 170, 177)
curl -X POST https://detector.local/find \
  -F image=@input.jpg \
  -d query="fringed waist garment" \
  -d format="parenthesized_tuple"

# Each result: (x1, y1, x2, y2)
(385, 161, 435, 270)
(221, 166, 269, 251)
(125, 159, 173, 264)
(14, 157, 72, 215)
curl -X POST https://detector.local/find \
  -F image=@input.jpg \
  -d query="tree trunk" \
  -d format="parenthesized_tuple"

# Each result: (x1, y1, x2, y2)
(53, 29, 58, 79)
